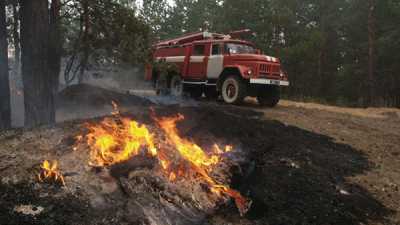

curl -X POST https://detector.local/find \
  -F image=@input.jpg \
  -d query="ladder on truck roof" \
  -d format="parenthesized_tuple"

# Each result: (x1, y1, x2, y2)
(155, 31, 226, 47)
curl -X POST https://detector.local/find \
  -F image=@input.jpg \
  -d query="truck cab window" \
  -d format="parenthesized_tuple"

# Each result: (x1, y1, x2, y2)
(212, 44, 221, 55)
(193, 45, 205, 56)
(224, 43, 256, 54)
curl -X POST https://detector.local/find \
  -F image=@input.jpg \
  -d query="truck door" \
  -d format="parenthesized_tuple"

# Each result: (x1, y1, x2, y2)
(207, 43, 224, 80)
(187, 44, 207, 80)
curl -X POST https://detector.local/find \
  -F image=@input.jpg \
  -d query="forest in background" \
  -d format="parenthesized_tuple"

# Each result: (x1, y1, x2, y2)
(0, 0, 400, 129)
(148, 0, 400, 107)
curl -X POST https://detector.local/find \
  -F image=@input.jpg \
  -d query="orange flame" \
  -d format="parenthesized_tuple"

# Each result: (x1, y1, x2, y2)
(77, 106, 251, 215)
(213, 144, 234, 154)
(155, 114, 220, 168)
(154, 114, 251, 215)
(37, 160, 66, 186)
(169, 172, 177, 181)
(85, 117, 157, 167)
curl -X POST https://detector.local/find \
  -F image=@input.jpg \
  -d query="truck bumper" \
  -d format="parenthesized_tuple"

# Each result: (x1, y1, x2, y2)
(250, 78, 290, 86)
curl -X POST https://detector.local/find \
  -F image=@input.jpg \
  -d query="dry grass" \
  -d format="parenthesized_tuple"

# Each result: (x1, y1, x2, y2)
(280, 100, 400, 119)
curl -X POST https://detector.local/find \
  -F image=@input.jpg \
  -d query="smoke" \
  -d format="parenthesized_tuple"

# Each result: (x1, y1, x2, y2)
(9, 59, 199, 128)
(9, 60, 151, 127)
(59, 63, 152, 91)
(56, 63, 156, 122)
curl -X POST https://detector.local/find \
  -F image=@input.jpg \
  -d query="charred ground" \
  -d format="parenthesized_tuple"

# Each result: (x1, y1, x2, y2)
(156, 105, 394, 225)
(0, 85, 399, 225)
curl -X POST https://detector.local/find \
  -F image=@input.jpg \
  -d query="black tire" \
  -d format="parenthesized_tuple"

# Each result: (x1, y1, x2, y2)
(204, 86, 219, 99)
(257, 86, 280, 107)
(221, 75, 247, 104)
(170, 75, 183, 97)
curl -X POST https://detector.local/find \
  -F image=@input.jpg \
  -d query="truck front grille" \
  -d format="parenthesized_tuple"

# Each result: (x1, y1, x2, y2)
(259, 64, 280, 74)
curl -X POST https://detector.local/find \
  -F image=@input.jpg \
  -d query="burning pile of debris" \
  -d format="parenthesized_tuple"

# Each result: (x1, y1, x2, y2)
(0, 100, 251, 224)
(75, 103, 251, 215)
(37, 160, 65, 186)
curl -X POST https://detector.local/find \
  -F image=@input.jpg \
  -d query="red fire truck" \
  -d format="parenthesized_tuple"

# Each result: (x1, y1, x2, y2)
(146, 30, 289, 107)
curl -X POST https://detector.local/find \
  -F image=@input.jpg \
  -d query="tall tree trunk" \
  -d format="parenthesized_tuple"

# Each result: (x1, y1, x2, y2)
(78, 0, 90, 83)
(49, 0, 62, 95)
(0, 0, 11, 130)
(12, 1, 20, 70)
(318, 0, 328, 98)
(367, 0, 376, 106)
(21, 0, 55, 127)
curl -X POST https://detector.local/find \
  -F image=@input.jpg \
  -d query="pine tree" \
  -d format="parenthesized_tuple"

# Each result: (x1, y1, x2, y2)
(0, 0, 11, 130)
(21, 0, 55, 127)
(367, 0, 376, 105)
(49, 0, 62, 95)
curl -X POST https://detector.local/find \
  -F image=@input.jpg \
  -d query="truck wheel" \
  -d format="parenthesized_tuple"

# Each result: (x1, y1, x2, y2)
(221, 75, 247, 104)
(170, 75, 183, 97)
(257, 86, 280, 107)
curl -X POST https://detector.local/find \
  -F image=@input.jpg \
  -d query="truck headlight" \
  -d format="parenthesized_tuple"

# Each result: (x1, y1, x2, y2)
(247, 69, 253, 75)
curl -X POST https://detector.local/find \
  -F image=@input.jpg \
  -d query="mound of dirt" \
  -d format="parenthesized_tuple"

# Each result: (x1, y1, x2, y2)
(1, 93, 397, 225)
(58, 84, 153, 107)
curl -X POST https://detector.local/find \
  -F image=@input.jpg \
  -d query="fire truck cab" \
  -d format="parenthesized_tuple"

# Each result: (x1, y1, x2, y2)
(146, 31, 289, 107)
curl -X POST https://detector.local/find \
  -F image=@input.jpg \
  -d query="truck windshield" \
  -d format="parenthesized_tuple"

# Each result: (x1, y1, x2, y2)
(225, 43, 256, 54)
